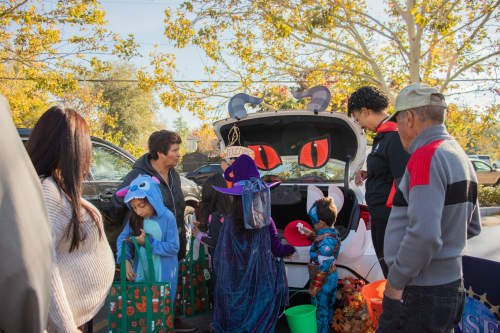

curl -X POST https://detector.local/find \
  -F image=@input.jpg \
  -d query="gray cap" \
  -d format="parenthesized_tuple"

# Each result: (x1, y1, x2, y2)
(386, 83, 447, 122)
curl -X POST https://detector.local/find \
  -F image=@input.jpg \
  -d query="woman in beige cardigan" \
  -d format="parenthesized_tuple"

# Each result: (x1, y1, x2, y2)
(27, 107, 115, 333)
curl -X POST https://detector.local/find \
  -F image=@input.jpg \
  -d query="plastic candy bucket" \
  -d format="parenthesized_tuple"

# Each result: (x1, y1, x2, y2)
(283, 291, 317, 333)
(361, 279, 387, 328)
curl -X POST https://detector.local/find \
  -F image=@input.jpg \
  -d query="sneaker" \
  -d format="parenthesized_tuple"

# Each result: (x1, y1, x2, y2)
(173, 318, 198, 332)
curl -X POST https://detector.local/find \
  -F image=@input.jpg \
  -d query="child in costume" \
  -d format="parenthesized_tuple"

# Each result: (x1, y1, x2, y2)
(191, 173, 232, 303)
(303, 197, 341, 333)
(116, 174, 180, 303)
(211, 154, 294, 333)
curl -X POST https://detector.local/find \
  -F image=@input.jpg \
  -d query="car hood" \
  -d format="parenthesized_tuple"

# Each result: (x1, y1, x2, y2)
(213, 110, 367, 172)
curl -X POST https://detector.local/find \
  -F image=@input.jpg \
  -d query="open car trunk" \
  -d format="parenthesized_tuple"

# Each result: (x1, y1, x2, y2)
(271, 184, 359, 241)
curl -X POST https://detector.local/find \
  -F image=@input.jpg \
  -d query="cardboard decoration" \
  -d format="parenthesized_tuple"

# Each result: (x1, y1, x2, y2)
(306, 185, 324, 213)
(228, 92, 266, 119)
(284, 220, 314, 247)
(298, 134, 331, 169)
(336, 218, 368, 265)
(246, 142, 283, 171)
(456, 297, 498, 333)
(328, 184, 344, 212)
(291, 86, 332, 112)
(219, 146, 254, 159)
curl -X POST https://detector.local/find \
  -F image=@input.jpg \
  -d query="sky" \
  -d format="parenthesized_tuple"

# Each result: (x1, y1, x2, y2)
(95, 0, 498, 130)
(99, 0, 207, 129)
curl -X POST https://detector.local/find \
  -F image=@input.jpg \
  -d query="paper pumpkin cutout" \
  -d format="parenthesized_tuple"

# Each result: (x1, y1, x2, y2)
(328, 184, 344, 212)
(336, 218, 368, 264)
(247, 142, 283, 171)
(298, 134, 331, 168)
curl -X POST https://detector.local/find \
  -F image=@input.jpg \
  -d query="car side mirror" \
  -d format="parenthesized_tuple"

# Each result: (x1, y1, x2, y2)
(198, 171, 202, 174)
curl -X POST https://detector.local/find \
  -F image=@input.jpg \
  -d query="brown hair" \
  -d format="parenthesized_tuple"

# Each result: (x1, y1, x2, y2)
(27, 106, 101, 252)
(128, 198, 152, 236)
(316, 197, 338, 227)
(148, 130, 182, 160)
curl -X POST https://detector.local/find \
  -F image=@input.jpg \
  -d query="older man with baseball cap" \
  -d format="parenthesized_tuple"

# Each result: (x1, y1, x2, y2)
(377, 83, 482, 333)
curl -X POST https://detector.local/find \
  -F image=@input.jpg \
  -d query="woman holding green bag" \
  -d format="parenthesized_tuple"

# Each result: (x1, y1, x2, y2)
(116, 174, 180, 304)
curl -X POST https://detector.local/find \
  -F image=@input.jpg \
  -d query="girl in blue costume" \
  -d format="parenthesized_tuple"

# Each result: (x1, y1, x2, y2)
(116, 174, 179, 303)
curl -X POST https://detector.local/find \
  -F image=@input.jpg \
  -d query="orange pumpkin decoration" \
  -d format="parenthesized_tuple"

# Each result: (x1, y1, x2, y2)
(186, 307, 192, 316)
(177, 286, 182, 293)
(111, 287, 116, 296)
(165, 305, 170, 315)
(166, 315, 173, 328)
(195, 297, 201, 311)
(198, 274, 203, 282)
(126, 306, 135, 316)
(192, 278, 197, 286)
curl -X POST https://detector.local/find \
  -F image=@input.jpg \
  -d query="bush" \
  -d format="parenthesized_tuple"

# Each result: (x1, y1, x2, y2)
(478, 185, 500, 207)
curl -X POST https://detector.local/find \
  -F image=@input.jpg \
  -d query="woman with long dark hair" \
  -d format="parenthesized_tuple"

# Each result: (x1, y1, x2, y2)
(27, 107, 115, 333)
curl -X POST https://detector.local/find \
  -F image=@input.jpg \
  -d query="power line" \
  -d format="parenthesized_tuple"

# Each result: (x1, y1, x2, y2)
(1, 78, 499, 83)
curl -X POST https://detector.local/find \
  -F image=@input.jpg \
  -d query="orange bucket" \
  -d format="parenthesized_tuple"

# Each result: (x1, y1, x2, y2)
(361, 279, 387, 328)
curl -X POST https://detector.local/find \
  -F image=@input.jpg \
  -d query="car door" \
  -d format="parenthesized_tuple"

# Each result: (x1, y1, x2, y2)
(89, 141, 135, 251)
(473, 161, 494, 185)
(211, 164, 224, 175)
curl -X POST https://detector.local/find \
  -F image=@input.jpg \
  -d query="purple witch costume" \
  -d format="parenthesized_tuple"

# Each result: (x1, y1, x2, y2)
(212, 155, 294, 332)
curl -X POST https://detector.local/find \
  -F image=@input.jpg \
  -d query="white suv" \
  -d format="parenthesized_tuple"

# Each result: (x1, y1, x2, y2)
(213, 109, 384, 288)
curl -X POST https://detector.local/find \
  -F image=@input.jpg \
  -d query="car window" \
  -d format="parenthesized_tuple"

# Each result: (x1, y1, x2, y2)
(197, 165, 211, 172)
(474, 161, 492, 172)
(211, 165, 223, 172)
(91, 144, 134, 181)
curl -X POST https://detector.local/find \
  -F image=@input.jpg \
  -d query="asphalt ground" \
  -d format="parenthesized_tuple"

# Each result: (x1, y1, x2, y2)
(93, 216, 500, 332)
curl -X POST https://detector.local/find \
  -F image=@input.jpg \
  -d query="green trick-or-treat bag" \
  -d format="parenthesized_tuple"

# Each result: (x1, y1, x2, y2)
(174, 238, 213, 318)
(108, 236, 174, 333)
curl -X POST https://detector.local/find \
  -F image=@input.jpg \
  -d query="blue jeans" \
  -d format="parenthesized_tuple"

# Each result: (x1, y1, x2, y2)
(377, 279, 465, 333)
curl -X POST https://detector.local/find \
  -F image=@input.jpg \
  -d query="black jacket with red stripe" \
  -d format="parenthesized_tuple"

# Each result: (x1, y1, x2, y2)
(365, 120, 410, 225)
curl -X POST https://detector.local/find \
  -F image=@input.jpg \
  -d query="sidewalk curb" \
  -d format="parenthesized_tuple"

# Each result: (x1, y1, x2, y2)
(480, 206, 500, 217)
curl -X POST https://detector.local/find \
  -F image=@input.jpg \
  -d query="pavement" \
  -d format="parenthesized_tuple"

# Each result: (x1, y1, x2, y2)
(93, 216, 500, 332)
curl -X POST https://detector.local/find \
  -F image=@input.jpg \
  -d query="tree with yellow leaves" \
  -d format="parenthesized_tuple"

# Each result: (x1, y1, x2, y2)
(1, 0, 138, 120)
(141, 0, 499, 120)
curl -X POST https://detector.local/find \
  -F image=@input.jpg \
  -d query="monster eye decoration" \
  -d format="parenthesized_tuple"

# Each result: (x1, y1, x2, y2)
(298, 134, 331, 168)
(246, 143, 283, 171)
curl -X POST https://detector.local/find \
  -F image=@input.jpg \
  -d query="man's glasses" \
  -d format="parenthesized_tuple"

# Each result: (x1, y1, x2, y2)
(353, 111, 363, 124)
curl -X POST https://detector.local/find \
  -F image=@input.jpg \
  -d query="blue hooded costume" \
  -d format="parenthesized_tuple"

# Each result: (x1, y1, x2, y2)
(116, 174, 180, 303)
(308, 202, 341, 333)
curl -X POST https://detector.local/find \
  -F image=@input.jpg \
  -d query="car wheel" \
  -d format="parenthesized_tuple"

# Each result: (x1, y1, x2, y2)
(184, 206, 195, 246)
(494, 163, 498, 169)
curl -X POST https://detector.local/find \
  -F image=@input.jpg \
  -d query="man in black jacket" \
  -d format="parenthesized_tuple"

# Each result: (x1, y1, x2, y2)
(110, 130, 187, 259)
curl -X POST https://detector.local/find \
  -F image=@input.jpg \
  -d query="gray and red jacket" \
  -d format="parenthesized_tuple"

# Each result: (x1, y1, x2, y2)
(384, 124, 482, 290)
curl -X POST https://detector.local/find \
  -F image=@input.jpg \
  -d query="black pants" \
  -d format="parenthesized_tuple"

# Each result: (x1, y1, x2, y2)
(371, 223, 389, 278)
(377, 279, 466, 333)
(78, 319, 93, 333)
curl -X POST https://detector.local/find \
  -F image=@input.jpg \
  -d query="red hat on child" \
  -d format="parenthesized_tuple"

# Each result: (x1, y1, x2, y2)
(284, 220, 314, 247)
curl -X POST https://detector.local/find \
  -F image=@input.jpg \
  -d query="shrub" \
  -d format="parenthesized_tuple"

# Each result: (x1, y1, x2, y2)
(478, 185, 500, 207)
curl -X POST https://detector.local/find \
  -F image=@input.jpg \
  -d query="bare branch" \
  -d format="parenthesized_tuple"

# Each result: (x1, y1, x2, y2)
(441, 51, 500, 92)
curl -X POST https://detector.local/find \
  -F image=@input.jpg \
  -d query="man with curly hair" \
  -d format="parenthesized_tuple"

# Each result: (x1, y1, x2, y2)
(348, 86, 411, 278)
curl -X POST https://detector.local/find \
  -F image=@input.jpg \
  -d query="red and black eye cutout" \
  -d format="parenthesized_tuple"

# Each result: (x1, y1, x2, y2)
(246, 143, 283, 171)
(298, 134, 331, 168)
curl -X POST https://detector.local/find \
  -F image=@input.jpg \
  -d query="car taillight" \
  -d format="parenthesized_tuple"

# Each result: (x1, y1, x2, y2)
(358, 204, 371, 230)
